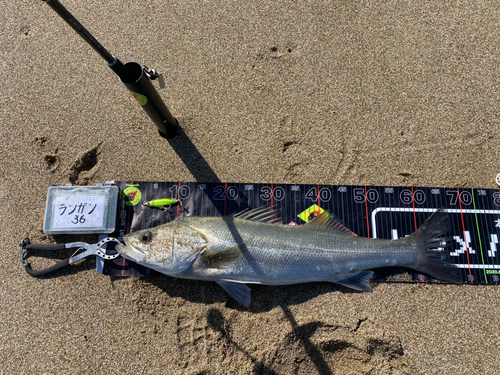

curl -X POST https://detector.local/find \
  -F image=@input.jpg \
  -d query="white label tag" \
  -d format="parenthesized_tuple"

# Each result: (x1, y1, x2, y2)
(52, 195, 106, 229)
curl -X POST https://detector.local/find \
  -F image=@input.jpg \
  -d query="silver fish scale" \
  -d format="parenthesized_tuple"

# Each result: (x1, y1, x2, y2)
(177, 217, 417, 285)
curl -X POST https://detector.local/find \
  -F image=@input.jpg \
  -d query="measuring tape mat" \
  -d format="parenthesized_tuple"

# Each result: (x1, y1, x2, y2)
(99, 181, 500, 285)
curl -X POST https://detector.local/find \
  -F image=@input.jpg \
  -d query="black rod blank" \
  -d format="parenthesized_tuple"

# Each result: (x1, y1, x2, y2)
(41, 0, 178, 138)
(43, 0, 114, 64)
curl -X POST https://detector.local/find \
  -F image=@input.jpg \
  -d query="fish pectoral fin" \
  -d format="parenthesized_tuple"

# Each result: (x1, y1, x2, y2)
(165, 251, 201, 275)
(201, 245, 245, 268)
(335, 270, 374, 292)
(216, 280, 251, 308)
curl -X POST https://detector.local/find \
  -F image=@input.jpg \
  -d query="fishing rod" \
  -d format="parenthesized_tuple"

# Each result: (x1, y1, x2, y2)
(41, 0, 178, 138)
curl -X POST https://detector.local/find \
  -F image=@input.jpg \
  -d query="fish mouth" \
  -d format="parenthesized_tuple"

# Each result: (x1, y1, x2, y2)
(116, 241, 147, 263)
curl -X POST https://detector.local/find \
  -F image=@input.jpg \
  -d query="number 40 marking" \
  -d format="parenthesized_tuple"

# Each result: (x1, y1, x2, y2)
(305, 187, 332, 202)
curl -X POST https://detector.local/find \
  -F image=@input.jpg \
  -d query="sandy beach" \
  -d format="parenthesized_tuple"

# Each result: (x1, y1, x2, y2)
(1, 0, 499, 373)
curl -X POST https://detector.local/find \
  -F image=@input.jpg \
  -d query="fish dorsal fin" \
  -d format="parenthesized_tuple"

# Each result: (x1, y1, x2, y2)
(305, 211, 355, 235)
(231, 206, 282, 224)
(201, 245, 245, 268)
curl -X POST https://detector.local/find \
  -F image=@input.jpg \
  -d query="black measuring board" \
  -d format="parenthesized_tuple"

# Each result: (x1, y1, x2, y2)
(98, 181, 500, 285)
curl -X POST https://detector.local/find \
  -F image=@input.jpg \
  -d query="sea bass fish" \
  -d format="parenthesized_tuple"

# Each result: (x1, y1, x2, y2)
(116, 207, 461, 307)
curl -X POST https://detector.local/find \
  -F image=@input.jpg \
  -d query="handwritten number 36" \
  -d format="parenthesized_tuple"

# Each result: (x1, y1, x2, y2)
(71, 215, 86, 224)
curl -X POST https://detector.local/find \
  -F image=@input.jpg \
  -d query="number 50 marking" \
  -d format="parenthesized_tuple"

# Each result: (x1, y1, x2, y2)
(353, 188, 379, 203)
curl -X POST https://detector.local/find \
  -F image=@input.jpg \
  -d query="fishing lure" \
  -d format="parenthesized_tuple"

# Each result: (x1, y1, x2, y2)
(143, 198, 180, 211)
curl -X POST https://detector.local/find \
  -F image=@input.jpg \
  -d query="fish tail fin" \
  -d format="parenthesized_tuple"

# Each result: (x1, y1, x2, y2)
(410, 209, 462, 283)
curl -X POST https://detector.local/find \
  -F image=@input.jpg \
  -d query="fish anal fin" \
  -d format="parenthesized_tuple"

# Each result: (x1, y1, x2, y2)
(335, 270, 374, 292)
(216, 280, 251, 307)
(201, 245, 244, 268)
(306, 211, 356, 235)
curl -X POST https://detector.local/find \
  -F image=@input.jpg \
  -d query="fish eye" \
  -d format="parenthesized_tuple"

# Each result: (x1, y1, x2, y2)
(141, 231, 153, 243)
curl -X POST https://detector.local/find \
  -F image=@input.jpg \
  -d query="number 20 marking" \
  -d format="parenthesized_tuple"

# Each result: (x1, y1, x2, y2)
(213, 186, 240, 200)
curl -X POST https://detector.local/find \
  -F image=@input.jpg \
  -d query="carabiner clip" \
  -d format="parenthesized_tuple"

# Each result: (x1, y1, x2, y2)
(143, 66, 159, 80)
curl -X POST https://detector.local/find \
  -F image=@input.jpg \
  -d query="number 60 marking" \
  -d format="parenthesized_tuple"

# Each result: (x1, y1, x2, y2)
(400, 189, 426, 204)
